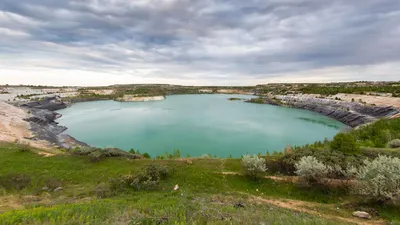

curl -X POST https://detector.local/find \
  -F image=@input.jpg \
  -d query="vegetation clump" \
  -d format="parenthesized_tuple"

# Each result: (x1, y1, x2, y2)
(295, 156, 330, 186)
(280, 148, 361, 175)
(0, 174, 31, 191)
(72, 146, 142, 160)
(227, 97, 243, 101)
(351, 119, 400, 148)
(15, 141, 30, 152)
(331, 133, 359, 154)
(357, 155, 400, 202)
(242, 154, 267, 180)
(110, 164, 169, 191)
(388, 139, 400, 148)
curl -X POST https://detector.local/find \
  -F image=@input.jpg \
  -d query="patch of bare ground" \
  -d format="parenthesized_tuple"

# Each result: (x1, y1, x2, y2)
(249, 195, 385, 225)
(0, 102, 63, 155)
(0, 102, 49, 149)
(331, 93, 400, 108)
(220, 172, 384, 224)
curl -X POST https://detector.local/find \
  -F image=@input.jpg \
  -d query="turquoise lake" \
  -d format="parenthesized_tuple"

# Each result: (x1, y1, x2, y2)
(56, 94, 347, 157)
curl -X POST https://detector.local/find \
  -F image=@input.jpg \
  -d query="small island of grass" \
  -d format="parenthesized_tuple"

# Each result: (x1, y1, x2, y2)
(227, 97, 244, 101)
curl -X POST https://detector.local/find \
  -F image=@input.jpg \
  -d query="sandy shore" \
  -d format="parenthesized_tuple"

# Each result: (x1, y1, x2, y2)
(117, 95, 166, 102)
(0, 102, 51, 149)
(330, 94, 400, 108)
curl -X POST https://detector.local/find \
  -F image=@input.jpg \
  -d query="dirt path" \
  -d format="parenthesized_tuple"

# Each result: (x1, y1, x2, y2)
(220, 172, 384, 225)
(249, 195, 385, 225)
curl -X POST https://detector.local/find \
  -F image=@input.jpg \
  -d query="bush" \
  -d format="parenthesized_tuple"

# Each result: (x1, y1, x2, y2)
(242, 155, 267, 180)
(131, 164, 169, 190)
(357, 155, 400, 202)
(92, 183, 113, 198)
(295, 156, 329, 186)
(109, 164, 169, 191)
(280, 148, 362, 175)
(0, 174, 31, 191)
(350, 118, 400, 148)
(200, 154, 211, 159)
(73, 146, 142, 159)
(88, 151, 106, 162)
(331, 133, 360, 154)
(142, 152, 151, 158)
(388, 139, 400, 148)
(44, 178, 63, 190)
(16, 141, 30, 152)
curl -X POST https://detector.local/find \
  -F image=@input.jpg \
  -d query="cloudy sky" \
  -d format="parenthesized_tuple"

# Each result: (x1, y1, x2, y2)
(1, 0, 400, 86)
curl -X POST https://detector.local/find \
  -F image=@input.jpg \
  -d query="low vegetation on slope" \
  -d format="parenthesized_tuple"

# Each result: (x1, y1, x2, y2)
(0, 118, 399, 224)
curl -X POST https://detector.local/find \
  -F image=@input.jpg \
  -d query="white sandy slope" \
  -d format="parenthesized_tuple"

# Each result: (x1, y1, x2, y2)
(0, 102, 50, 149)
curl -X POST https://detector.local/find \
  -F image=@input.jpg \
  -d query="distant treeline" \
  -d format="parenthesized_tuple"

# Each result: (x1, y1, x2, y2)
(300, 84, 400, 96)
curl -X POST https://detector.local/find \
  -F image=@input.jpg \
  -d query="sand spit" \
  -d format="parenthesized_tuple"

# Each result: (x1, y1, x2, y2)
(117, 95, 166, 102)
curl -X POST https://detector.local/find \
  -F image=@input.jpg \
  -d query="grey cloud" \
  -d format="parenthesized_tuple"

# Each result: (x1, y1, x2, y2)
(0, 0, 400, 83)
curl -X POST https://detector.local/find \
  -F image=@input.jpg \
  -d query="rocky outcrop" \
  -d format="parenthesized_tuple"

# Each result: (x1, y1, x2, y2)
(352, 211, 371, 219)
(255, 95, 399, 127)
(117, 95, 165, 102)
(21, 97, 87, 149)
(21, 96, 67, 111)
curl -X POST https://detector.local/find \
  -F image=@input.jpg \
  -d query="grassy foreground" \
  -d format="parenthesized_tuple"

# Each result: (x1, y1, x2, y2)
(0, 142, 398, 224)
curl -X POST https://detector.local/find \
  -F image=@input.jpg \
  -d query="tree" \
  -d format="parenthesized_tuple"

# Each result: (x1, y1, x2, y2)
(242, 155, 267, 180)
(331, 133, 359, 154)
(142, 152, 151, 159)
(295, 156, 329, 185)
(357, 155, 400, 202)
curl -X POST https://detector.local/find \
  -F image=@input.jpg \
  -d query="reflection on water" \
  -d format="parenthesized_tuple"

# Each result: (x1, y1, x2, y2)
(297, 117, 342, 129)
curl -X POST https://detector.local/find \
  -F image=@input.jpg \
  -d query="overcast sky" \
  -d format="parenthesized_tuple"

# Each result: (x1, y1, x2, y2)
(1, 0, 400, 86)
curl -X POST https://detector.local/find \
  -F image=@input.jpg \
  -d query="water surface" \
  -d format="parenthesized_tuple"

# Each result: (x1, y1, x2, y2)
(57, 94, 347, 157)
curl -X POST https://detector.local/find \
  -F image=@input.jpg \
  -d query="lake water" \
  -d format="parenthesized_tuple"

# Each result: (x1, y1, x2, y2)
(56, 94, 347, 157)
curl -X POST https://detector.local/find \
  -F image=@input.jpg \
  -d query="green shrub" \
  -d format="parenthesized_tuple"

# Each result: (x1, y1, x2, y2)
(280, 148, 362, 175)
(295, 156, 329, 186)
(388, 139, 400, 148)
(92, 183, 113, 198)
(131, 164, 169, 190)
(357, 155, 400, 202)
(295, 156, 357, 188)
(108, 176, 130, 192)
(109, 164, 169, 191)
(263, 156, 286, 174)
(73, 146, 141, 159)
(242, 155, 267, 180)
(200, 154, 211, 159)
(351, 118, 400, 147)
(0, 174, 31, 191)
(331, 133, 359, 154)
(44, 178, 63, 191)
(88, 151, 106, 162)
(16, 142, 30, 152)
(142, 152, 151, 158)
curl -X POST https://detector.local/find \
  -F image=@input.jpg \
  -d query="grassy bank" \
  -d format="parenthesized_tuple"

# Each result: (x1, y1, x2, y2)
(1, 118, 400, 224)
(0, 143, 371, 224)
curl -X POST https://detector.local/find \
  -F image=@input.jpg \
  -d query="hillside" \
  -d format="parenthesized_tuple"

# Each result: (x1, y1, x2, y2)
(0, 118, 400, 224)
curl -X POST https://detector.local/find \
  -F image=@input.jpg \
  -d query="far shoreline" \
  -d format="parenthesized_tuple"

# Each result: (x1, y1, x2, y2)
(1, 86, 398, 151)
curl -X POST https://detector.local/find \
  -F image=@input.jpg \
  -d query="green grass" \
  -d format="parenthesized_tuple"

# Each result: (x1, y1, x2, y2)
(0, 143, 346, 203)
(0, 142, 397, 224)
(0, 194, 350, 225)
